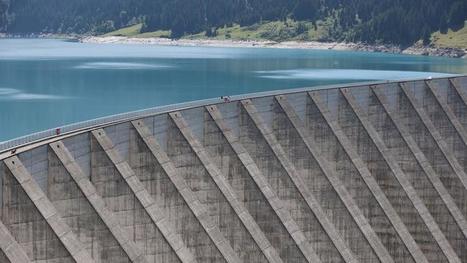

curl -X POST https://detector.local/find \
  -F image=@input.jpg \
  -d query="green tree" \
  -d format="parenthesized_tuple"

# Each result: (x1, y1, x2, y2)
(1, 0, 462, 46)
(292, 0, 318, 21)
(0, 0, 7, 32)
(422, 26, 431, 45)
(439, 13, 448, 33)
(448, 1, 467, 28)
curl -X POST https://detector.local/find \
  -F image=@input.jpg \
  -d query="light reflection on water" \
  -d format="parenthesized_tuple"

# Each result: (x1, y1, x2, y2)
(74, 62, 172, 70)
(0, 38, 466, 141)
(256, 69, 456, 80)
(0, 88, 69, 101)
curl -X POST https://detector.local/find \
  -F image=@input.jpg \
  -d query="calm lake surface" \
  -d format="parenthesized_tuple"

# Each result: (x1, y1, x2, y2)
(1, 38, 466, 142)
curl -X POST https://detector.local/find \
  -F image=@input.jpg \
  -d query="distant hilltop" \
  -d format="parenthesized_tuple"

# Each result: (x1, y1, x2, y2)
(0, 0, 466, 50)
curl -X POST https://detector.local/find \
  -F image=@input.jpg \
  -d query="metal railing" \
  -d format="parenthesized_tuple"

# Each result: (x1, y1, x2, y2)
(0, 75, 462, 154)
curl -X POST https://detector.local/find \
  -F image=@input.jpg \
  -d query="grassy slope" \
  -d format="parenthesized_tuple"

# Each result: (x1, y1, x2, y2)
(431, 26, 467, 49)
(102, 21, 467, 50)
(102, 19, 332, 42)
(103, 23, 170, 38)
(103, 23, 142, 36)
(183, 19, 333, 41)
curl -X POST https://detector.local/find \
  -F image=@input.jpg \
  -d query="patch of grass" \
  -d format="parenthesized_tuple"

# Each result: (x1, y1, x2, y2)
(183, 19, 329, 42)
(104, 19, 332, 42)
(136, 30, 171, 38)
(103, 23, 142, 37)
(215, 23, 262, 40)
(182, 23, 263, 40)
(102, 23, 171, 38)
(308, 17, 334, 41)
(431, 26, 467, 49)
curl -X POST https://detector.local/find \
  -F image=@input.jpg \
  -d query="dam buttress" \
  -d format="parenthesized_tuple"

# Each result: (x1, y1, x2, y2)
(1, 76, 467, 262)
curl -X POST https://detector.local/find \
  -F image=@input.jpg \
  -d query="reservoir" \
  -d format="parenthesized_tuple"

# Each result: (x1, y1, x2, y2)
(0, 38, 466, 142)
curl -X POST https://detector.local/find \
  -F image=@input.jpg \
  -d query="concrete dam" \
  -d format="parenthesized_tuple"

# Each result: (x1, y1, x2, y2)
(1, 76, 467, 263)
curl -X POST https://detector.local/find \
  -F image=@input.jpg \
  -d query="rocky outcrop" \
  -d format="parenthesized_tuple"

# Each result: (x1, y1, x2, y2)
(402, 43, 466, 58)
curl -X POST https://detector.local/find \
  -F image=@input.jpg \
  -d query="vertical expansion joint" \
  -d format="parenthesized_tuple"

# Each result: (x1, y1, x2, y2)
(89, 130, 198, 263)
(3, 156, 96, 263)
(400, 83, 467, 193)
(372, 83, 467, 236)
(341, 89, 435, 263)
(423, 81, 467, 235)
(209, 103, 320, 263)
(240, 99, 323, 263)
(308, 91, 395, 263)
(0, 220, 31, 263)
(170, 111, 283, 263)
(450, 78, 467, 106)
(427, 80, 467, 147)
(49, 141, 148, 263)
(275, 95, 359, 262)
(131, 120, 242, 263)
(256, 96, 360, 263)
(275, 95, 378, 262)
(373, 84, 462, 262)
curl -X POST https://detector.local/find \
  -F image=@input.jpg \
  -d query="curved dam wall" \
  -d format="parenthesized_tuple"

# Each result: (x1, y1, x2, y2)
(0, 76, 467, 263)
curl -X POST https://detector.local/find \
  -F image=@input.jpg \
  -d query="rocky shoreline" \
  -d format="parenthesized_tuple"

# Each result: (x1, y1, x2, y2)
(2, 34, 465, 58)
(80, 36, 467, 59)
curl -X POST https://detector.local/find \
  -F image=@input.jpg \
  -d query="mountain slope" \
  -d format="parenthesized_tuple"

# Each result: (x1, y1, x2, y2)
(2, 0, 466, 47)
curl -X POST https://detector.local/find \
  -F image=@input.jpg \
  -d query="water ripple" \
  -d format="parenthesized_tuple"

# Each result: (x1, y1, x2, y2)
(0, 88, 69, 101)
(74, 62, 172, 70)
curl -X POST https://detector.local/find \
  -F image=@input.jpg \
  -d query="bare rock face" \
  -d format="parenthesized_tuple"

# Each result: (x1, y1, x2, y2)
(346, 42, 398, 53)
(403, 42, 466, 58)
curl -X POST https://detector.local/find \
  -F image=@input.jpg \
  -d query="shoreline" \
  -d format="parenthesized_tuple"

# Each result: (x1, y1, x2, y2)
(80, 36, 467, 59)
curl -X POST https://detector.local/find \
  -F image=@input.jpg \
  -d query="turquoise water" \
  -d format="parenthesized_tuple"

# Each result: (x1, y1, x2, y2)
(0, 38, 466, 142)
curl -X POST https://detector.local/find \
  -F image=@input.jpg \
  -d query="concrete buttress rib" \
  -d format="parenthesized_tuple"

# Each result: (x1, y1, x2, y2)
(450, 78, 467, 107)
(48, 141, 148, 263)
(402, 84, 467, 238)
(308, 91, 395, 263)
(131, 120, 241, 263)
(278, 96, 427, 262)
(243, 97, 357, 263)
(401, 83, 467, 194)
(399, 83, 465, 262)
(426, 81, 467, 149)
(169, 111, 283, 263)
(90, 129, 198, 263)
(207, 102, 320, 263)
(341, 88, 456, 263)
(2, 75, 467, 263)
(272, 95, 381, 262)
(3, 156, 96, 263)
(371, 85, 467, 244)
(0, 219, 31, 263)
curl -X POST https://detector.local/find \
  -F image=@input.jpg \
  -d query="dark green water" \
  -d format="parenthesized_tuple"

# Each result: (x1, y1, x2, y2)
(0, 38, 466, 141)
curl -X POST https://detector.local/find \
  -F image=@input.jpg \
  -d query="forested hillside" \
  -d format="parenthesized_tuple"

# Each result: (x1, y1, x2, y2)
(1, 0, 466, 46)
(0, 0, 8, 32)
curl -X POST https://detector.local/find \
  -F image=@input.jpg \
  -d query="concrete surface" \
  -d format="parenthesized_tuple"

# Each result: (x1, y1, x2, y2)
(1, 76, 467, 262)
